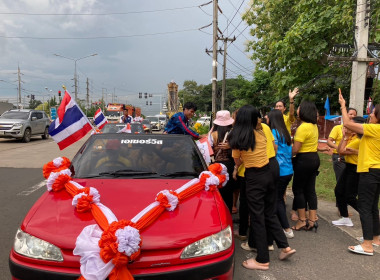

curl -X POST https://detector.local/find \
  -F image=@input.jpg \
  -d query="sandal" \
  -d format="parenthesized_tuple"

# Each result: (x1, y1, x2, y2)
(242, 258, 269, 270)
(291, 219, 308, 231)
(348, 245, 373, 256)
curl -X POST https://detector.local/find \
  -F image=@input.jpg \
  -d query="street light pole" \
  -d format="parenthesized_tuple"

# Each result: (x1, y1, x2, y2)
(53, 53, 97, 102)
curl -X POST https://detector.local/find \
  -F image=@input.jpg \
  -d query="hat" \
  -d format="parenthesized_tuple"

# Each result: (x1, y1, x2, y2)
(213, 110, 234, 126)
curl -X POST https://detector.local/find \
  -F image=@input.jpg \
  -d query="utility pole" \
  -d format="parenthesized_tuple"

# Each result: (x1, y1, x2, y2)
(211, 0, 219, 116)
(221, 36, 236, 110)
(86, 78, 90, 111)
(349, 0, 370, 115)
(17, 65, 22, 108)
(102, 88, 105, 111)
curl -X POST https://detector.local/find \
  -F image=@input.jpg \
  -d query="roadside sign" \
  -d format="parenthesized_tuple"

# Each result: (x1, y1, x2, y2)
(50, 107, 57, 120)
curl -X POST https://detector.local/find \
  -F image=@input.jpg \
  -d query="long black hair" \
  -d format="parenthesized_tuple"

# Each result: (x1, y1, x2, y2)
(268, 109, 291, 146)
(228, 105, 260, 151)
(299, 100, 318, 124)
(213, 124, 233, 144)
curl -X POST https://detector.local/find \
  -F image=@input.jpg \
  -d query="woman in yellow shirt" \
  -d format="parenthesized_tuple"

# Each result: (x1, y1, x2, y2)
(327, 108, 357, 183)
(333, 116, 365, 227)
(292, 100, 320, 232)
(339, 93, 380, 256)
(228, 105, 296, 270)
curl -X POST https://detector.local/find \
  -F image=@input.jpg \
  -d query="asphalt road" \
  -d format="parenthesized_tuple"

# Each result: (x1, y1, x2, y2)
(0, 135, 379, 280)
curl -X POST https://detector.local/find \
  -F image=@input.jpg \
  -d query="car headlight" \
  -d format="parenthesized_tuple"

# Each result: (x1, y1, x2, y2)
(13, 229, 63, 261)
(180, 226, 232, 259)
(12, 123, 23, 129)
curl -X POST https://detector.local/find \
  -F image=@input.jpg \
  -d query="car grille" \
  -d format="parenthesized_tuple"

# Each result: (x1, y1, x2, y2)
(0, 124, 12, 130)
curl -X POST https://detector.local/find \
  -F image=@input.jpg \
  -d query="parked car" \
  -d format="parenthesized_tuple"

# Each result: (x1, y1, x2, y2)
(155, 114, 168, 128)
(9, 134, 234, 280)
(146, 116, 161, 131)
(141, 119, 152, 133)
(0, 109, 51, 142)
(196, 116, 211, 127)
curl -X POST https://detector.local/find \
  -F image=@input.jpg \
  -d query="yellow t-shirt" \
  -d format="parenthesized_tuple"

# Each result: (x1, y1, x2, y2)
(232, 129, 269, 168)
(261, 123, 276, 159)
(294, 122, 318, 153)
(357, 124, 380, 172)
(283, 114, 294, 135)
(329, 124, 343, 154)
(345, 135, 360, 165)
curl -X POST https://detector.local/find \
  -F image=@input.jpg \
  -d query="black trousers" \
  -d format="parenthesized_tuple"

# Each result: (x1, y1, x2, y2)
(332, 153, 346, 183)
(292, 152, 320, 210)
(276, 174, 293, 229)
(335, 163, 359, 217)
(245, 164, 289, 264)
(357, 169, 380, 240)
(216, 160, 235, 212)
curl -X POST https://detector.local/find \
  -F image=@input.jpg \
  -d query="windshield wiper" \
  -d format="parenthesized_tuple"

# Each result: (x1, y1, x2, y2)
(98, 169, 159, 176)
(162, 171, 198, 177)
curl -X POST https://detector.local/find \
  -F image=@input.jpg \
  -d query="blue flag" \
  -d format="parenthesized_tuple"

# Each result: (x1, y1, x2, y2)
(324, 96, 330, 116)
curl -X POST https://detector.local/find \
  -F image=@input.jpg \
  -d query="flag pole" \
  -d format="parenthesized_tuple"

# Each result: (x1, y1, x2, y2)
(62, 85, 97, 133)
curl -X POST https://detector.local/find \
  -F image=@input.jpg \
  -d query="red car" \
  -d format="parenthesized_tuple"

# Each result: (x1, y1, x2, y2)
(9, 134, 234, 280)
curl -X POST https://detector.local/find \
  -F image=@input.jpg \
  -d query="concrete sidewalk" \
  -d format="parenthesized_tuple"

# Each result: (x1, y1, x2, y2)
(286, 190, 380, 253)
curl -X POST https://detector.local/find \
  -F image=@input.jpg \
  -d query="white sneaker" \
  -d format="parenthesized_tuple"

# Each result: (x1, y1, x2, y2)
(284, 229, 294, 239)
(268, 245, 274, 251)
(332, 217, 354, 227)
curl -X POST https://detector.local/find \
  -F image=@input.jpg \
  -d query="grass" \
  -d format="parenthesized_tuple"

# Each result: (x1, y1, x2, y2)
(316, 153, 337, 201)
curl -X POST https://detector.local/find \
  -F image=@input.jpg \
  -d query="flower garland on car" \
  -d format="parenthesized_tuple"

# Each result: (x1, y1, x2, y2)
(42, 157, 228, 280)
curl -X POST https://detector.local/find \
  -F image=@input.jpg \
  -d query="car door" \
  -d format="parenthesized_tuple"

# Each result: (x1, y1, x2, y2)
(36, 112, 45, 133)
(29, 112, 39, 134)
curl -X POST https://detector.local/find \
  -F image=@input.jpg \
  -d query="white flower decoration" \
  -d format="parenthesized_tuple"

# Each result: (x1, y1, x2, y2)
(115, 226, 141, 257)
(200, 171, 220, 191)
(72, 187, 101, 207)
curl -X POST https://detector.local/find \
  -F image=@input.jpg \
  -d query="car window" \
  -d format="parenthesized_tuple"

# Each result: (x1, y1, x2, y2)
(36, 112, 43, 119)
(70, 134, 206, 178)
(31, 112, 38, 119)
(0, 111, 29, 120)
(101, 124, 125, 133)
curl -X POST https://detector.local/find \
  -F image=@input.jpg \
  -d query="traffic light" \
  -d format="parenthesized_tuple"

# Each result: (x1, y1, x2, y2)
(58, 90, 61, 97)
(144, 92, 147, 99)
(139, 92, 142, 99)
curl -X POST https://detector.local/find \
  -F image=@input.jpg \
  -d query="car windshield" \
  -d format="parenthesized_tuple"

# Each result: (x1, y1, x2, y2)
(146, 117, 158, 122)
(0, 111, 29, 120)
(142, 120, 150, 125)
(70, 134, 207, 178)
(101, 124, 126, 133)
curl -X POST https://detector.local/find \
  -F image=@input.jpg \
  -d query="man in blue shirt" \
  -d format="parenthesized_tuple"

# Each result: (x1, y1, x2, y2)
(120, 109, 132, 124)
(164, 102, 200, 139)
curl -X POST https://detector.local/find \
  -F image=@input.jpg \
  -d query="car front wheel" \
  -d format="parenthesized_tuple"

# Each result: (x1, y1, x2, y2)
(42, 127, 49, 139)
(22, 128, 31, 143)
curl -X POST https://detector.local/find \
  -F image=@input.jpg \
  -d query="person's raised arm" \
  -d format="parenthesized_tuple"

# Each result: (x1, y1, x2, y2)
(338, 93, 364, 135)
(288, 87, 299, 122)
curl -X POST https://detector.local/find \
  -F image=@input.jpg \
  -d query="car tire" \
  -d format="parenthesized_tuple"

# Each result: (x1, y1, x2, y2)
(22, 128, 31, 143)
(42, 127, 49, 139)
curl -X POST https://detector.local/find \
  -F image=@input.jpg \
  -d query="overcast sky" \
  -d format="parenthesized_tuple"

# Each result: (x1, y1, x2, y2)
(0, 0, 254, 115)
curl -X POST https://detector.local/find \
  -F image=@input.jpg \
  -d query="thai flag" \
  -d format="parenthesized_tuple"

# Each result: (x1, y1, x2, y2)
(49, 90, 92, 150)
(94, 108, 108, 130)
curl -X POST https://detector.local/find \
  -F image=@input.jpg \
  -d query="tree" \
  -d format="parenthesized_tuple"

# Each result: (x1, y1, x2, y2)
(244, 0, 380, 100)
(29, 99, 42, 109)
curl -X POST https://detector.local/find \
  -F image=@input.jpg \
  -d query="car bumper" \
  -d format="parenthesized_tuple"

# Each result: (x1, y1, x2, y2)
(0, 130, 23, 139)
(10, 247, 234, 280)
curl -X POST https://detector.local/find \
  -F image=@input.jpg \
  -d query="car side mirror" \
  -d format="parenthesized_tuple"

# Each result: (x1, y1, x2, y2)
(31, 117, 37, 121)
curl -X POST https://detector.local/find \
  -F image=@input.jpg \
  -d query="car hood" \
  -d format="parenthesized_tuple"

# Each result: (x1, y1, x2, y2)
(0, 118, 27, 124)
(22, 179, 224, 251)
